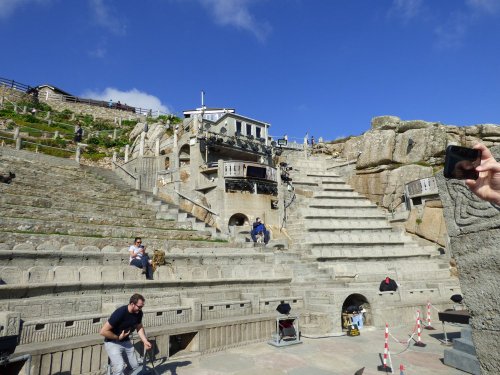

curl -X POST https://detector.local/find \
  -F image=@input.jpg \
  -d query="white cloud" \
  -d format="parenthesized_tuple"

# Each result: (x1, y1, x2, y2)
(88, 46, 107, 59)
(434, 12, 469, 49)
(388, 0, 423, 22)
(81, 88, 171, 113)
(199, 0, 271, 41)
(466, 0, 500, 14)
(88, 0, 126, 35)
(0, 0, 50, 19)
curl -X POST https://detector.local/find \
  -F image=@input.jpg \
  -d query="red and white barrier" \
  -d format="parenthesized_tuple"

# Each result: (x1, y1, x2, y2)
(414, 310, 427, 347)
(399, 364, 405, 375)
(424, 301, 436, 330)
(378, 323, 394, 373)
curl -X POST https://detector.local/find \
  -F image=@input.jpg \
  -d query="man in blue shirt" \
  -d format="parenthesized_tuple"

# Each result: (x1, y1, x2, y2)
(100, 293, 152, 375)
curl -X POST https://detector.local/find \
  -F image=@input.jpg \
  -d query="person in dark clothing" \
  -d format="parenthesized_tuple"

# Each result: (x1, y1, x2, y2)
(100, 293, 152, 375)
(379, 276, 398, 292)
(74, 124, 83, 143)
(251, 217, 270, 244)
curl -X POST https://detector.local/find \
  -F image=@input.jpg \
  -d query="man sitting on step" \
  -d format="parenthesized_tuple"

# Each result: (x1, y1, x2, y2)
(129, 237, 154, 280)
(251, 217, 270, 245)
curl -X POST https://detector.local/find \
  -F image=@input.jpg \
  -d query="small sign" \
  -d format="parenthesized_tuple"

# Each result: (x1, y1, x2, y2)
(277, 138, 287, 146)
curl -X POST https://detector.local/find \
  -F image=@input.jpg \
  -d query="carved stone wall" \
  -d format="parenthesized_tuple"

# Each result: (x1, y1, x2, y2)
(437, 145, 500, 375)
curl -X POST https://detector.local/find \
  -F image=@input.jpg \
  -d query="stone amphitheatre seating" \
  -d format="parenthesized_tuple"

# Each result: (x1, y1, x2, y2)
(0, 148, 300, 374)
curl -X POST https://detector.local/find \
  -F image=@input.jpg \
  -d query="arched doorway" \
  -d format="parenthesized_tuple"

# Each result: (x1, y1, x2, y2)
(341, 293, 371, 331)
(228, 213, 250, 237)
(179, 144, 190, 166)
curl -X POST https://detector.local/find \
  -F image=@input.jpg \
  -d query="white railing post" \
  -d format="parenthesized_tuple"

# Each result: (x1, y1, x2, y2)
(76, 146, 81, 163)
(45, 91, 49, 101)
(54, 131, 59, 139)
(135, 175, 141, 190)
(113, 129, 117, 140)
(15, 136, 22, 150)
(125, 144, 129, 162)
(112, 152, 117, 170)
(139, 132, 145, 156)
(13, 127, 19, 140)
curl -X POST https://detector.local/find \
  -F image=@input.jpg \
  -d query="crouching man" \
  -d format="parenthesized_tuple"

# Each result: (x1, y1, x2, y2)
(100, 293, 152, 375)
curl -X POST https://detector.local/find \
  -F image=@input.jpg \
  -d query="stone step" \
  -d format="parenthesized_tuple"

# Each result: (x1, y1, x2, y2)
(0, 194, 160, 219)
(0, 204, 190, 230)
(444, 348, 481, 375)
(312, 191, 360, 198)
(0, 217, 209, 240)
(308, 246, 433, 260)
(301, 232, 411, 244)
(286, 220, 393, 231)
(0, 232, 226, 252)
(453, 338, 477, 356)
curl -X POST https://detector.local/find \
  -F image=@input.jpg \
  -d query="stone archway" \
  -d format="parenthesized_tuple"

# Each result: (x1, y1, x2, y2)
(341, 293, 371, 330)
(228, 213, 250, 237)
(228, 213, 249, 227)
(179, 144, 190, 166)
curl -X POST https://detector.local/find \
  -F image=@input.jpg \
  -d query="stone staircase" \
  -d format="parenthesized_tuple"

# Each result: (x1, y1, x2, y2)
(280, 151, 461, 330)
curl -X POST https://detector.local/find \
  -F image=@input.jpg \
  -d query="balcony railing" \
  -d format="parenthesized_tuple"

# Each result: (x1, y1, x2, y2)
(223, 161, 277, 182)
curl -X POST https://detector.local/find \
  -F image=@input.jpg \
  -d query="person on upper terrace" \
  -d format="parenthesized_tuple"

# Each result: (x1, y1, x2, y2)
(74, 124, 83, 143)
(251, 217, 270, 245)
(465, 143, 500, 206)
(129, 237, 154, 280)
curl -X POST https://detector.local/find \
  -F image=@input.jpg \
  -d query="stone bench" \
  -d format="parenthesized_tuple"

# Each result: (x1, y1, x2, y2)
(201, 300, 252, 320)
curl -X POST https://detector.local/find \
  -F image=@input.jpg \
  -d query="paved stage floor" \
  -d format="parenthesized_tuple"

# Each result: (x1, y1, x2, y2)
(146, 324, 469, 374)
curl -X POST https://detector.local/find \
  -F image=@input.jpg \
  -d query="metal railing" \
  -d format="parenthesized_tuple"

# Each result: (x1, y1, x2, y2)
(0, 76, 168, 117)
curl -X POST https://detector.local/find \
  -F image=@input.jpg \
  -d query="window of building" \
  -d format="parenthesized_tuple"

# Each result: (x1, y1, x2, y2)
(236, 121, 242, 134)
(256, 127, 261, 139)
(246, 123, 252, 136)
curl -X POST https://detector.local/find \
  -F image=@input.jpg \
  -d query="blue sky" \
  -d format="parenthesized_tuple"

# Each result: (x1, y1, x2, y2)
(1, 0, 499, 141)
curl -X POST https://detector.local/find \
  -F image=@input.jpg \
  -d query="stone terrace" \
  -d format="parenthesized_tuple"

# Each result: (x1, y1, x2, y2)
(0, 148, 299, 374)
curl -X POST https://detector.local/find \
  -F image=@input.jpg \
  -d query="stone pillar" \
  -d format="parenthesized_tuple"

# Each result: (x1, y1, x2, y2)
(135, 175, 141, 190)
(155, 139, 160, 156)
(437, 145, 500, 375)
(139, 132, 146, 157)
(173, 129, 178, 150)
(54, 131, 59, 139)
(124, 145, 129, 163)
(15, 137, 21, 150)
(13, 103, 17, 113)
(22, 106, 27, 114)
(13, 127, 19, 140)
(75, 146, 81, 163)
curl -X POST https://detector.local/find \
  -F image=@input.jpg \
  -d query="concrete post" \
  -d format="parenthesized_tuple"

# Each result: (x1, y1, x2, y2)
(114, 117, 117, 124)
(45, 111, 50, 120)
(22, 106, 27, 114)
(75, 146, 81, 164)
(92, 114, 96, 121)
(48, 120, 52, 126)
(70, 113, 75, 121)
(54, 131, 59, 139)
(13, 127, 19, 140)
(45, 91, 49, 101)
(0, 96, 3, 108)
(139, 132, 145, 157)
(125, 145, 129, 163)
(113, 129, 117, 140)
(13, 103, 17, 113)
(155, 139, 160, 156)
(15, 137, 21, 150)
(173, 129, 178, 150)
(135, 175, 141, 190)
(112, 152, 117, 170)
(119, 118, 122, 126)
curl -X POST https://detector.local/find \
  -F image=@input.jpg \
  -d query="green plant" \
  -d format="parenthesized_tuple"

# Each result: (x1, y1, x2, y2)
(416, 218, 422, 225)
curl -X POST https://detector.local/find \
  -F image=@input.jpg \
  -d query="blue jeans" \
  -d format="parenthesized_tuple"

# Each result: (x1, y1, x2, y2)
(130, 255, 153, 280)
(104, 340, 138, 375)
